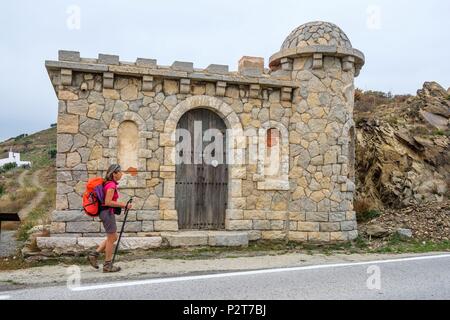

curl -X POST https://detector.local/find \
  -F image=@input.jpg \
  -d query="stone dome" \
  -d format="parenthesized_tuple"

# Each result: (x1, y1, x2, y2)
(281, 21, 352, 50)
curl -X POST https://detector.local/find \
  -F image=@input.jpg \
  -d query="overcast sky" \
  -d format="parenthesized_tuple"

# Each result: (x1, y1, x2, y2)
(1, 0, 449, 142)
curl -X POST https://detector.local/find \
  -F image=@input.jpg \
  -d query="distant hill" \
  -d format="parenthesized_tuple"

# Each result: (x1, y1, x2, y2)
(0, 127, 56, 169)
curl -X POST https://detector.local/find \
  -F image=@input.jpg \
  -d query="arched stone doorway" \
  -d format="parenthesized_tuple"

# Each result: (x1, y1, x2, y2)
(162, 95, 245, 232)
(175, 108, 228, 230)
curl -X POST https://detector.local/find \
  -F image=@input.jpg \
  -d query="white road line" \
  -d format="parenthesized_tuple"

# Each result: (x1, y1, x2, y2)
(0, 295, 11, 300)
(71, 253, 450, 292)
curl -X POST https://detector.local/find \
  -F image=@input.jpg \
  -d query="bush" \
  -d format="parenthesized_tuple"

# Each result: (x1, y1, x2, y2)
(1, 162, 17, 172)
(354, 89, 412, 113)
(0, 184, 4, 195)
(358, 210, 382, 223)
(354, 197, 373, 213)
(48, 149, 57, 159)
(14, 133, 28, 141)
(354, 198, 381, 223)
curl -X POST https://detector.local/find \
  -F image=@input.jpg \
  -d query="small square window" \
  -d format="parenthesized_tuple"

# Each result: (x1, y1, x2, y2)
(267, 128, 279, 148)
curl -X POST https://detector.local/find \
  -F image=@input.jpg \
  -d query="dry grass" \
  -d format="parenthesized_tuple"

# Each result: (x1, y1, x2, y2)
(0, 187, 38, 214)
(354, 197, 381, 223)
(17, 186, 55, 240)
(354, 197, 375, 213)
(38, 165, 56, 189)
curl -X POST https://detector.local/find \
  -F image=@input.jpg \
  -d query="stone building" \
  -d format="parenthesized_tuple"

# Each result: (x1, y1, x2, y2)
(40, 21, 364, 250)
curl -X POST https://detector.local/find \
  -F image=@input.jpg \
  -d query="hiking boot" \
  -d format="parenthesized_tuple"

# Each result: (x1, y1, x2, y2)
(87, 251, 100, 269)
(103, 261, 121, 273)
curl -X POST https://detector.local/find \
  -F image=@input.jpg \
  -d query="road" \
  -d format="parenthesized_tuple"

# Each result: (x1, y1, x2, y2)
(1, 254, 449, 300)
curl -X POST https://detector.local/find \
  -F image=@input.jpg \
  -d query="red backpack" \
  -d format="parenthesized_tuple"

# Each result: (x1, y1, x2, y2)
(82, 177, 106, 217)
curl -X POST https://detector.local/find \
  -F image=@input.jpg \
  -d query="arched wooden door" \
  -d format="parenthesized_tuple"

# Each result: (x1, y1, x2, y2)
(175, 109, 228, 230)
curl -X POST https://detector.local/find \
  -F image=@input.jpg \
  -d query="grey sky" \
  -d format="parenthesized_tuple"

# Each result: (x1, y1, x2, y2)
(1, 0, 449, 142)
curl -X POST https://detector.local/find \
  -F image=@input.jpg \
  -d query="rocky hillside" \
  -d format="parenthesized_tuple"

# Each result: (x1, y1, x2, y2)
(354, 82, 449, 209)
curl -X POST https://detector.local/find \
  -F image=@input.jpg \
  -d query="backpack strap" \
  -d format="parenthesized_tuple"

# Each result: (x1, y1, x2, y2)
(102, 180, 118, 213)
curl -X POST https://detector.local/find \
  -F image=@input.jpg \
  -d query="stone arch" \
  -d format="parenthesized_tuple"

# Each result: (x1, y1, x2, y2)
(117, 120, 139, 171)
(255, 121, 290, 191)
(113, 111, 147, 131)
(164, 95, 243, 134)
(161, 95, 245, 230)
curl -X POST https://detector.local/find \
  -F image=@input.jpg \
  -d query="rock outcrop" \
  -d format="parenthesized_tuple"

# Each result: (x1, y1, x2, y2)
(355, 82, 449, 208)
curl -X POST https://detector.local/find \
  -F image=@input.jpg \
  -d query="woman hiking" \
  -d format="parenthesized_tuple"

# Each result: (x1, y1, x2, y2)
(87, 164, 132, 273)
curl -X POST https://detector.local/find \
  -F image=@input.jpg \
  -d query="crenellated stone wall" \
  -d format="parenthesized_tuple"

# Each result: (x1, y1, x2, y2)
(44, 21, 364, 248)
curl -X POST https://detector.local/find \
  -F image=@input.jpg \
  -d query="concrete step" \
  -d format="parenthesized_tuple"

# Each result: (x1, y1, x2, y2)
(36, 236, 162, 252)
(161, 231, 249, 247)
(36, 231, 249, 254)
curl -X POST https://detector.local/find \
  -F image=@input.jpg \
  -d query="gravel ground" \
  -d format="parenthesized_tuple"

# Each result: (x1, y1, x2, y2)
(0, 231, 21, 258)
(360, 201, 450, 241)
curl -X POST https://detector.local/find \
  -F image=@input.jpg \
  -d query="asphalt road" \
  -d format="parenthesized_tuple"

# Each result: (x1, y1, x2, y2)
(1, 254, 449, 300)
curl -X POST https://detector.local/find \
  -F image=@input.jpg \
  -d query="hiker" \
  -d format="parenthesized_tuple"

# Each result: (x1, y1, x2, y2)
(87, 164, 132, 273)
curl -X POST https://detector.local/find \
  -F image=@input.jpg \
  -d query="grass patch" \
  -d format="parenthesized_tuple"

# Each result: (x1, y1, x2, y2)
(357, 210, 382, 223)
(0, 187, 38, 214)
(433, 129, 445, 136)
(0, 256, 63, 271)
(354, 196, 381, 223)
(371, 235, 450, 254)
(16, 187, 54, 241)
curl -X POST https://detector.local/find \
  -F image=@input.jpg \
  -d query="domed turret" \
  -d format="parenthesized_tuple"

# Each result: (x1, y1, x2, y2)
(281, 21, 352, 50)
(269, 21, 364, 76)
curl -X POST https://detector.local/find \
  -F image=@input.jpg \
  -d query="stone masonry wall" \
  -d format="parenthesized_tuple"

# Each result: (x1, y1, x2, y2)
(46, 21, 364, 244)
(48, 57, 295, 241)
(287, 56, 358, 242)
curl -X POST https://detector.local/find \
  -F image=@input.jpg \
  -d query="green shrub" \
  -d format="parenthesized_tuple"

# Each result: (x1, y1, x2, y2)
(2, 162, 17, 171)
(0, 184, 4, 195)
(48, 149, 57, 159)
(14, 133, 28, 141)
(433, 130, 445, 136)
(359, 210, 382, 222)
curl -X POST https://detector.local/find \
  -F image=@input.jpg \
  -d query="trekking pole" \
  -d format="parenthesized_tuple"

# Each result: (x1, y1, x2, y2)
(111, 198, 133, 267)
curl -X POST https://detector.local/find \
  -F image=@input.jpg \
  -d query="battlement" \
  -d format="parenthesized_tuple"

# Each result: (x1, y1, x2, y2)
(45, 50, 297, 89)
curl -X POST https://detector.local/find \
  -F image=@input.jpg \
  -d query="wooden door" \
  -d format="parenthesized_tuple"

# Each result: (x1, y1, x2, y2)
(175, 109, 228, 230)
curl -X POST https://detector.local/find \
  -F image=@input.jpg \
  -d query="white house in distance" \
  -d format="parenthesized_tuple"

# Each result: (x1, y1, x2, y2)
(0, 148, 32, 168)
